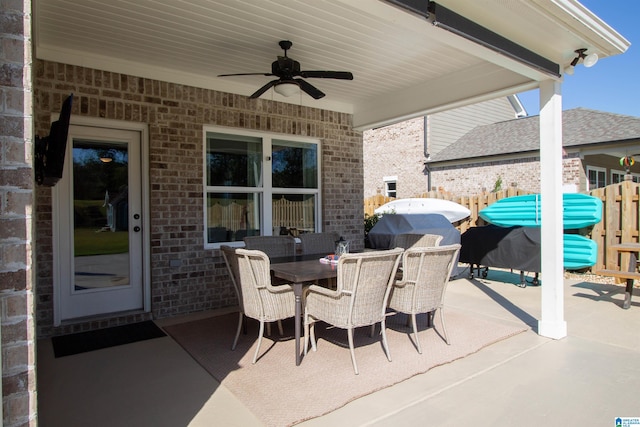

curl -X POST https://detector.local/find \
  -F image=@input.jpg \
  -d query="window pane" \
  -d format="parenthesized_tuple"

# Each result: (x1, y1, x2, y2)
(206, 133, 262, 187)
(272, 194, 315, 236)
(272, 140, 317, 188)
(206, 193, 261, 243)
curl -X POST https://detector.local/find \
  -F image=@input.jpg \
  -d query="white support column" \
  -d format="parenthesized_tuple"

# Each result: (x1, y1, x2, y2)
(538, 80, 567, 339)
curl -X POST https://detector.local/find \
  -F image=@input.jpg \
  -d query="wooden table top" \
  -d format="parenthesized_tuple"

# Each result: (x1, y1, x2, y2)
(270, 258, 338, 283)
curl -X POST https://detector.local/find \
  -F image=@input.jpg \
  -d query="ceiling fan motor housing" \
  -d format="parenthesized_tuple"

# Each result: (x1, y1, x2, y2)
(272, 57, 301, 78)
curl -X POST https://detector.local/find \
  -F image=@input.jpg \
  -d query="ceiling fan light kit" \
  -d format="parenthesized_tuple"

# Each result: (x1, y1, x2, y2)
(273, 82, 300, 97)
(218, 40, 353, 100)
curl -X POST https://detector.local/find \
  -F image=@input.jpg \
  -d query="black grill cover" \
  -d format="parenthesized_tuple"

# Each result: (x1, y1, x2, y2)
(368, 214, 463, 276)
(460, 225, 541, 273)
(368, 214, 460, 249)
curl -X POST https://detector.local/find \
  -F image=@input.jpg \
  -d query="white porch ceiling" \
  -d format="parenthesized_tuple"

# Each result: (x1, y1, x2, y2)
(34, 0, 629, 130)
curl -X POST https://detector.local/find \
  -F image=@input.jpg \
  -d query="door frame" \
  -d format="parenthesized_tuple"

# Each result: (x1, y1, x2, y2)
(52, 116, 151, 326)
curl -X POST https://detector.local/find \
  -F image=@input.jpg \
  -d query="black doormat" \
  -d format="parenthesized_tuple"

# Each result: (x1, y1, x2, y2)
(52, 321, 166, 358)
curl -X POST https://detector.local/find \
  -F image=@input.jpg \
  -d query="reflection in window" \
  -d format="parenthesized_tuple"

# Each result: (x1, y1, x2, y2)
(206, 133, 262, 187)
(272, 140, 317, 188)
(272, 194, 316, 236)
(204, 129, 321, 247)
(206, 193, 261, 243)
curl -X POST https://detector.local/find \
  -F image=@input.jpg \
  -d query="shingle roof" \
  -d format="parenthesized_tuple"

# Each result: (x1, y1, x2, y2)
(429, 108, 640, 163)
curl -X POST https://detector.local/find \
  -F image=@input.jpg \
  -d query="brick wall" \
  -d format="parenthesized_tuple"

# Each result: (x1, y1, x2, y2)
(33, 60, 363, 337)
(429, 154, 586, 196)
(1, 1, 37, 426)
(363, 117, 426, 198)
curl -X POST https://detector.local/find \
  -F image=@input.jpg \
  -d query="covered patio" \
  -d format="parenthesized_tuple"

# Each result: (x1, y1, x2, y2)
(32, 0, 629, 339)
(0, 0, 633, 424)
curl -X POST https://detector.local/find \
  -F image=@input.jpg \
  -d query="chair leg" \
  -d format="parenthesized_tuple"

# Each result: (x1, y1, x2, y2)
(252, 320, 265, 364)
(266, 322, 271, 336)
(303, 316, 311, 355)
(439, 308, 450, 345)
(411, 313, 422, 354)
(369, 324, 375, 337)
(381, 319, 392, 362)
(277, 319, 284, 336)
(310, 321, 317, 352)
(232, 312, 243, 350)
(347, 328, 359, 375)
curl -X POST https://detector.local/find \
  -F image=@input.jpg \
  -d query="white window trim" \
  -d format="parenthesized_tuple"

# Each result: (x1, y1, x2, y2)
(383, 175, 397, 198)
(586, 165, 607, 190)
(203, 126, 322, 249)
(611, 168, 640, 183)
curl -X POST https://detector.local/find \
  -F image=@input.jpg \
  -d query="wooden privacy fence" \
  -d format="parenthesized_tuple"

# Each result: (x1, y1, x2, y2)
(365, 187, 531, 234)
(364, 181, 640, 275)
(590, 180, 640, 273)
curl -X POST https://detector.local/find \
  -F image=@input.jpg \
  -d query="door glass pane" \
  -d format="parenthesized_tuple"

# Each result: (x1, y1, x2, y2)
(272, 140, 317, 188)
(73, 140, 130, 291)
(206, 192, 261, 243)
(272, 193, 316, 236)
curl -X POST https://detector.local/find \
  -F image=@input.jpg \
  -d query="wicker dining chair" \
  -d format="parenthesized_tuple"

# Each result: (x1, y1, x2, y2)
(298, 232, 340, 255)
(235, 248, 296, 364)
(388, 244, 461, 353)
(392, 233, 443, 250)
(392, 233, 444, 280)
(220, 245, 246, 351)
(303, 248, 403, 375)
(243, 235, 297, 258)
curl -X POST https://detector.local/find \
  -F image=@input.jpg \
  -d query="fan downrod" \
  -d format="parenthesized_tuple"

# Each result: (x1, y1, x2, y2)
(279, 40, 293, 55)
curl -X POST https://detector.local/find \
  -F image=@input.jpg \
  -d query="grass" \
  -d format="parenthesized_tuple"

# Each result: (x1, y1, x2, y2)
(74, 228, 128, 256)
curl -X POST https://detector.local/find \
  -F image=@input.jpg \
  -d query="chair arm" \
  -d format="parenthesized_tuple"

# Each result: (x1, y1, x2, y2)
(267, 283, 294, 294)
(393, 280, 415, 289)
(304, 284, 340, 298)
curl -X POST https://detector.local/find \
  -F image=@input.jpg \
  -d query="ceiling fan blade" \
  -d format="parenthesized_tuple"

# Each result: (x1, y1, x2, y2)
(218, 72, 273, 77)
(299, 71, 353, 80)
(249, 80, 278, 98)
(296, 79, 325, 99)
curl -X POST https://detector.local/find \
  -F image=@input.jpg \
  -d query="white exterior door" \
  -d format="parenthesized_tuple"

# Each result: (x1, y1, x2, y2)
(54, 124, 147, 323)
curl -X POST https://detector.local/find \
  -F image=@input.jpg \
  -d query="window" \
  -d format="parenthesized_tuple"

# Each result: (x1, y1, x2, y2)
(587, 166, 606, 190)
(204, 128, 321, 247)
(383, 176, 397, 198)
(611, 169, 640, 184)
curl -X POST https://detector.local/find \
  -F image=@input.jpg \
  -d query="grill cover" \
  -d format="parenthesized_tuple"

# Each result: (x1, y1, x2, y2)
(368, 214, 460, 249)
(460, 225, 541, 272)
(368, 214, 463, 276)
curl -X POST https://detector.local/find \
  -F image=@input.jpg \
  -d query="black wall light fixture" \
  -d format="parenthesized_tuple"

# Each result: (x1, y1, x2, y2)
(384, 0, 561, 78)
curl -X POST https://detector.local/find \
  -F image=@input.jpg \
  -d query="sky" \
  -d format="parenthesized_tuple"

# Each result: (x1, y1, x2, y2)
(517, 0, 639, 118)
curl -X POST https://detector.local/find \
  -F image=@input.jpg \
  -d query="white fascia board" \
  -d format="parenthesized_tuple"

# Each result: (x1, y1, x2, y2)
(531, 0, 630, 56)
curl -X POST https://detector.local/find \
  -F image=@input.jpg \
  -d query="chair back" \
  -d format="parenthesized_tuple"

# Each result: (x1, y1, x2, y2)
(243, 235, 296, 258)
(235, 248, 273, 319)
(220, 245, 243, 311)
(335, 248, 403, 327)
(299, 232, 340, 255)
(392, 233, 443, 250)
(400, 244, 461, 313)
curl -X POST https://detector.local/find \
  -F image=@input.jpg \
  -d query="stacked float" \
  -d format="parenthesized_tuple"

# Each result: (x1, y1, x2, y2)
(460, 193, 602, 286)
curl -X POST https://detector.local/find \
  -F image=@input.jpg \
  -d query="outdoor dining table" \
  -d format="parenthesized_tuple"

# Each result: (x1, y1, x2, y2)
(270, 254, 339, 366)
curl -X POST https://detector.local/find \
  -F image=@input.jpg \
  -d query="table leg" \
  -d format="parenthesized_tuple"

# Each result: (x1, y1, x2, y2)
(623, 252, 638, 310)
(294, 282, 302, 365)
(623, 279, 633, 310)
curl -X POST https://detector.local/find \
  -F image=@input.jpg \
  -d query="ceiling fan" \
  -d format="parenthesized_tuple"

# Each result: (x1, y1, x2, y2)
(217, 40, 353, 100)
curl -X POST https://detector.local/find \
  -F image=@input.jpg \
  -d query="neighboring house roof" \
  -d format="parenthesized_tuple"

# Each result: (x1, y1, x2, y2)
(429, 108, 640, 163)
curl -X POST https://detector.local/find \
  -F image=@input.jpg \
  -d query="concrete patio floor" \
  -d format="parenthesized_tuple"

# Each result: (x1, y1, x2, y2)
(37, 268, 640, 426)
